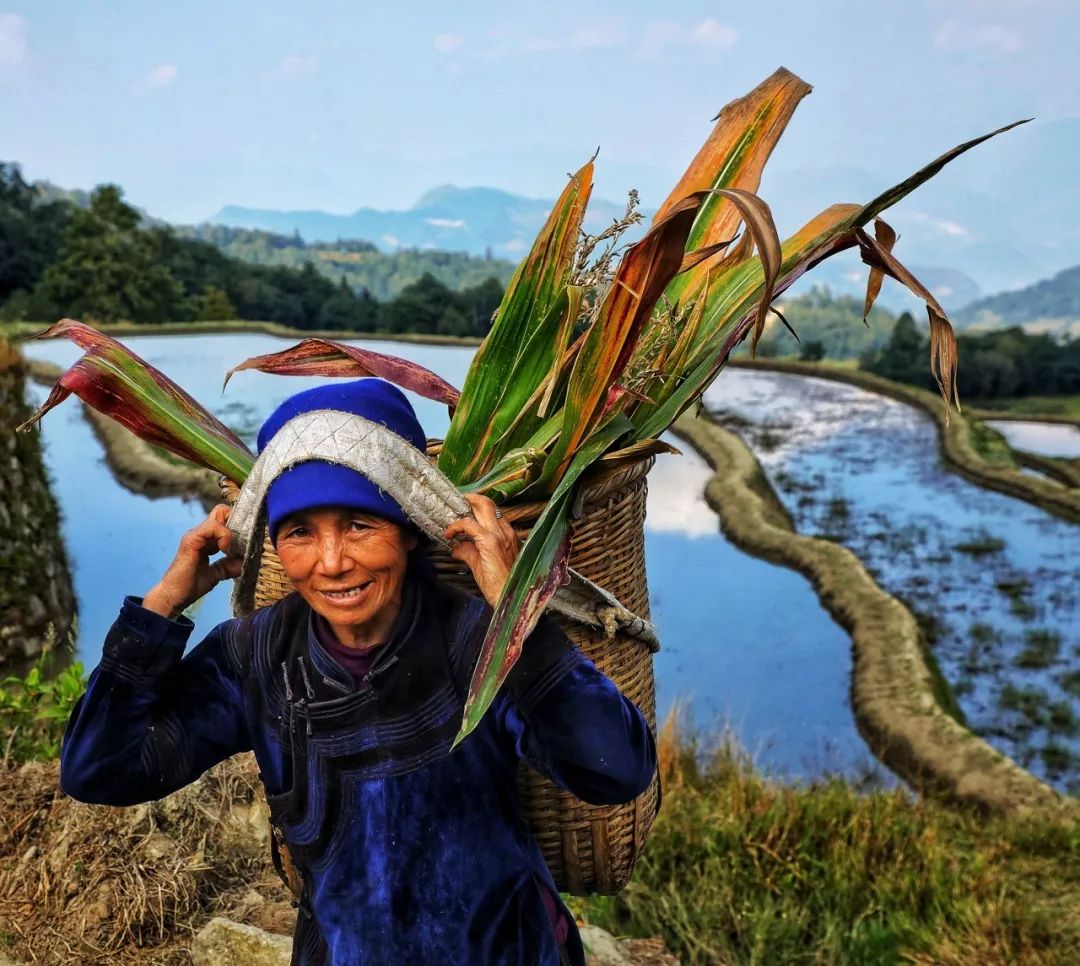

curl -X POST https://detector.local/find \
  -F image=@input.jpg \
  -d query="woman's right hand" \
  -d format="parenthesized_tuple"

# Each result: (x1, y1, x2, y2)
(142, 504, 244, 620)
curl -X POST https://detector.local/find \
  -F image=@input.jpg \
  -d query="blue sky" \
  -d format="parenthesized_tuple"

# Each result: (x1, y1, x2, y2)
(0, 1, 1075, 246)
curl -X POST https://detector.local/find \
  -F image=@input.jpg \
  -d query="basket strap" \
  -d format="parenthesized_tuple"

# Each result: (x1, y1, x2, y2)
(225, 411, 658, 648)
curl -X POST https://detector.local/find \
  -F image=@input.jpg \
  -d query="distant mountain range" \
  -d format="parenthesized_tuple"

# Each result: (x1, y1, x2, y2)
(207, 184, 990, 314)
(209, 185, 636, 263)
(954, 264, 1080, 338)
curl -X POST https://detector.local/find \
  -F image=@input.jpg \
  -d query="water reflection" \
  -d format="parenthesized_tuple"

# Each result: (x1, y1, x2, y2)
(706, 369, 1080, 792)
(985, 420, 1080, 459)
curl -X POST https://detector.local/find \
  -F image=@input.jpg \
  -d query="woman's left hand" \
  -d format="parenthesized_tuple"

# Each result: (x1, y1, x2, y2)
(444, 493, 520, 608)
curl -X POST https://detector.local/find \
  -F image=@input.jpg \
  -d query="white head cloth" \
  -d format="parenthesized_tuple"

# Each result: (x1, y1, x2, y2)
(226, 409, 657, 649)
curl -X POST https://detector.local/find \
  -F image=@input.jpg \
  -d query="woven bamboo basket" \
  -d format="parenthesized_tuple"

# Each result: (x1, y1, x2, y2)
(221, 450, 659, 895)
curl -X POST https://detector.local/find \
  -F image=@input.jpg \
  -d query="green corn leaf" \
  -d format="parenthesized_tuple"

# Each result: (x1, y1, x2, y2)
(17, 319, 254, 482)
(461, 447, 545, 501)
(454, 415, 632, 746)
(439, 161, 593, 484)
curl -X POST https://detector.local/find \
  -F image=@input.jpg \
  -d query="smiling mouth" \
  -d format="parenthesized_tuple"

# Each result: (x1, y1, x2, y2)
(320, 582, 373, 601)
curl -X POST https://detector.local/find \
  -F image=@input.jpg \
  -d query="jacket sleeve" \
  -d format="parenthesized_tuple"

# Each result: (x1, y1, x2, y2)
(60, 596, 252, 806)
(495, 613, 657, 806)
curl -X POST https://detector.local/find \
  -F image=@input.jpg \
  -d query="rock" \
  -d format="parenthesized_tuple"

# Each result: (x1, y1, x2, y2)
(581, 924, 633, 965)
(581, 925, 681, 966)
(24, 594, 46, 624)
(191, 918, 293, 966)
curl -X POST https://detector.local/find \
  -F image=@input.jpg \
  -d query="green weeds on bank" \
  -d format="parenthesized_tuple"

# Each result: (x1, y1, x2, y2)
(0, 627, 86, 762)
(576, 719, 1080, 965)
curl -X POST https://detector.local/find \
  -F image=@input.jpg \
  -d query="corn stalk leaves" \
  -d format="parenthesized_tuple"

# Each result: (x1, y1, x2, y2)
(455, 416, 632, 745)
(632, 70, 810, 395)
(539, 192, 709, 490)
(461, 447, 545, 501)
(631, 118, 1026, 440)
(655, 67, 811, 255)
(17, 319, 255, 482)
(222, 338, 461, 412)
(861, 219, 897, 324)
(439, 162, 593, 484)
(710, 188, 781, 353)
(855, 228, 960, 414)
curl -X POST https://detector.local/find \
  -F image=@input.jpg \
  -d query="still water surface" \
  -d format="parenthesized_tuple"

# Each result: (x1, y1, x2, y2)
(985, 420, 1080, 459)
(705, 370, 1079, 791)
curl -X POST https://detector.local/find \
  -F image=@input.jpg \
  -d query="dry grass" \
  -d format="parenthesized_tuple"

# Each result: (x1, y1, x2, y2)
(0, 755, 292, 965)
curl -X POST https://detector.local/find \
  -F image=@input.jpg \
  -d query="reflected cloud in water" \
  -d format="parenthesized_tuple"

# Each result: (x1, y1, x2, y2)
(644, 440, 717, 539)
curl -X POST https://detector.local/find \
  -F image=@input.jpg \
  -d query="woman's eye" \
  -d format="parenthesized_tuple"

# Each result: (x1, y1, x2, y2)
(348, 520, 371, 532)
(284, 527, 308, 539)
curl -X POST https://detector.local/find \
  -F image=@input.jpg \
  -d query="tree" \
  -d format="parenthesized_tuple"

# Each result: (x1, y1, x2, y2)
(379, 273, 454, 334)
(0, 163, 70, 302)
(198, 286, 237, 321)
(862, 312, 933, 389)
(799, 340, 825, 362)
(32, 185, 187, 323)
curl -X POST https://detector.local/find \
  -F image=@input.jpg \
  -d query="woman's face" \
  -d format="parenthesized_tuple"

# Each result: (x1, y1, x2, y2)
(274, 506, 417, 648)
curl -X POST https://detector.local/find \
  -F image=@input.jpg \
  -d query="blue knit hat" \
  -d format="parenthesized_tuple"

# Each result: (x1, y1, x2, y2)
(257, 378, 427, 541)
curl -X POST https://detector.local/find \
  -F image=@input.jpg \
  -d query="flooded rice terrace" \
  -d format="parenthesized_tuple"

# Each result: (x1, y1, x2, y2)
(985, 420, 1080, 459)
(706, 369, 1080, 792)
(22, 334, 1076, 791)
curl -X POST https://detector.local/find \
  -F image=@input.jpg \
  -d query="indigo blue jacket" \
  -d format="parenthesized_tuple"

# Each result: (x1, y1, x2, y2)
(60, 564, 657, 965)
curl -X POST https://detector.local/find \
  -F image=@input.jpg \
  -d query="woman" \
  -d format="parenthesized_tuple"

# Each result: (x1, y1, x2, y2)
(60, 378, 657, 965)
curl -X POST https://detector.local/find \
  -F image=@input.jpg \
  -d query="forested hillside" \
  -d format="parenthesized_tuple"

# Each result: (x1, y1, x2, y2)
(753, 287, 897, 361)
(0, 164, 503, 336)
(178, 224, 516, 302)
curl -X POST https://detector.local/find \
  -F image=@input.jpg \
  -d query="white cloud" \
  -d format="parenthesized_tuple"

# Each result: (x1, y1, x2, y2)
(934, 21, 1022, 53)
(690, 18, 739, 49)
(426, 217, 467, 229)
(904, 210, 970, 238)
(639, 18, 738, 60)
(146, 63, 178, 87)
(279, 53, 321, 78)
(0, 13, 26, 70)
(433, 32, 464, 52)
(381, 234, 401, 248)
(500, 239, 527, 253)
(936, 218, 968, 237)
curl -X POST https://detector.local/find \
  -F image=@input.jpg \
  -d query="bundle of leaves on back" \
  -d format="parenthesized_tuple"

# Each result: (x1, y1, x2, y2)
(15, 67, 1026, 743)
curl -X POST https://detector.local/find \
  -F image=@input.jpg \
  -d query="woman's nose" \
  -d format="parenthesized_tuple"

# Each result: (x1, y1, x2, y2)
(315, 533, 351, 574)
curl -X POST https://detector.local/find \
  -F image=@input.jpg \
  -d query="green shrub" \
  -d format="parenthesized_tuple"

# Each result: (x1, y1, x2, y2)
(0, 628, 87, 762)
